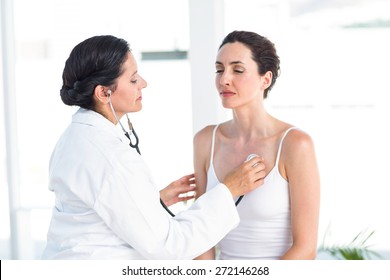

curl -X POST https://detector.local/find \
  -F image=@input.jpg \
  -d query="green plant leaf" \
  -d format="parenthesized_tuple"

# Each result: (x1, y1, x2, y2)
(318, 227, 382, 260)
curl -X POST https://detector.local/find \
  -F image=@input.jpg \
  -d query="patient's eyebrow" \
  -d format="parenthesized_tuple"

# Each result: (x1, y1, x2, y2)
(215, 60, 245, 65)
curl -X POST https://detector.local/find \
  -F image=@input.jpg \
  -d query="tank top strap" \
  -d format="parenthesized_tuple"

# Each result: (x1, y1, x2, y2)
(209, 124, 220, 167)
(275, 127, 299, 166)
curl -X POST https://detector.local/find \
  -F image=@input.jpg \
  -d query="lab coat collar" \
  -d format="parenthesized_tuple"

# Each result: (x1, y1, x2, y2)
(72, 108, 131, 145)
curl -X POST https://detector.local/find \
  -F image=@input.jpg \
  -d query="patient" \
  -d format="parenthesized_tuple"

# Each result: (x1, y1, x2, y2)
(193, 30, 320, 260)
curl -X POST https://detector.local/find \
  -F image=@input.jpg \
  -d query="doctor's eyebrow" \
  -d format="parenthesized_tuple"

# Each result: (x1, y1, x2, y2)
(130, 70, 138, 77)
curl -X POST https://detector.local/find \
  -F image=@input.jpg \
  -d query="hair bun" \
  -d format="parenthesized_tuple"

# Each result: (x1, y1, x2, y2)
(60, 84, 81, 106)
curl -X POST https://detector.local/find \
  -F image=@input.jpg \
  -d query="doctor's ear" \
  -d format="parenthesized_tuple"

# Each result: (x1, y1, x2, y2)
(94, 85, 110, 103)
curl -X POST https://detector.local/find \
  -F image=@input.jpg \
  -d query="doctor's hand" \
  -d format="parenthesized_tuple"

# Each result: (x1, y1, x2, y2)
(160, 173, 197, 207)
(223, 156, 266, 198)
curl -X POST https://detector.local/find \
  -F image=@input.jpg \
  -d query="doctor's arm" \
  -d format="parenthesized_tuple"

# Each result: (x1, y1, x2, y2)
(92, 133, 264, 260)
(92, 147, 261, 259)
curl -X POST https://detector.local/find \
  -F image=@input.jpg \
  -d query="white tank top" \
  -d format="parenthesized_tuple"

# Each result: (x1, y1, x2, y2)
(206, 125, 297, 259)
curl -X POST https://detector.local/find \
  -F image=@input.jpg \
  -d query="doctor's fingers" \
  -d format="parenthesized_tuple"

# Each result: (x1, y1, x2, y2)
(166, 178, 196, 194)
(176, 173, 196, 184)
(169, 184, 196, 204)
(174, 183, 197, 194)
(247, 162, 266, 186)
(252, 161, 266, 174)
(176, 193, 196, 203)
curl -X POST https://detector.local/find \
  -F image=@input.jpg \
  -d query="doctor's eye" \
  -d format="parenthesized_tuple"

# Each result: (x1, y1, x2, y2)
(131, 79, 138, 84)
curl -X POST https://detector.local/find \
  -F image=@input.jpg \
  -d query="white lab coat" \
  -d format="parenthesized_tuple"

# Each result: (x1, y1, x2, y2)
(42, 108, 239, 259)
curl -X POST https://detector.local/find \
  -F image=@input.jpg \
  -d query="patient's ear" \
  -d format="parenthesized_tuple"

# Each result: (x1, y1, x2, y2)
(262, 71, 273, 90)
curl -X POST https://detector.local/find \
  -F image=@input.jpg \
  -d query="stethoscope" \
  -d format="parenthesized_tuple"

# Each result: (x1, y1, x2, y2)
(107, 90, 140, 153)
(107, 90, 251, 217)
(107, 90, 175, 216)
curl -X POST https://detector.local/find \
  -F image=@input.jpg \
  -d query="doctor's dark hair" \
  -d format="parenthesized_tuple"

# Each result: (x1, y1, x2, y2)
(219, 31, 280, 99)
(60, 35, 130, 109)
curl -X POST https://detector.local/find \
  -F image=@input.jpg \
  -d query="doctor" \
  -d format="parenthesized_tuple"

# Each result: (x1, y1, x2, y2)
(42, 35, 266, 259)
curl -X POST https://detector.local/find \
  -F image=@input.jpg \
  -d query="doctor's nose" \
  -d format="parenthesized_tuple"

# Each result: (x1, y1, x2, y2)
(139, 76, 147, 89)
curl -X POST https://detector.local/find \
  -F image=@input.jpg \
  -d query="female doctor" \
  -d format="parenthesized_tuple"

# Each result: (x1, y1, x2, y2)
(42, 35, 266, 259)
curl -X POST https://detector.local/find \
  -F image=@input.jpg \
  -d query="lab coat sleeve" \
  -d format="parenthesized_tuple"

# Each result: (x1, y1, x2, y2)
(93, 150, 239, 259)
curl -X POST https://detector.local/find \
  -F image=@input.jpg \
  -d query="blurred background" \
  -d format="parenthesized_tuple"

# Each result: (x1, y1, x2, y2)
(1, 0, 390, 259)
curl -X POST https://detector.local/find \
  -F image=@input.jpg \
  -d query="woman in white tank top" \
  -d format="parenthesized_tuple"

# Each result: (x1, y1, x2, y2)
(193, 31, 320, 260)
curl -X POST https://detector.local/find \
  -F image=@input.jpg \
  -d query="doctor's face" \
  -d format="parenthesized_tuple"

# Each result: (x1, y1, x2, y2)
(111, 52, 147, 117)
